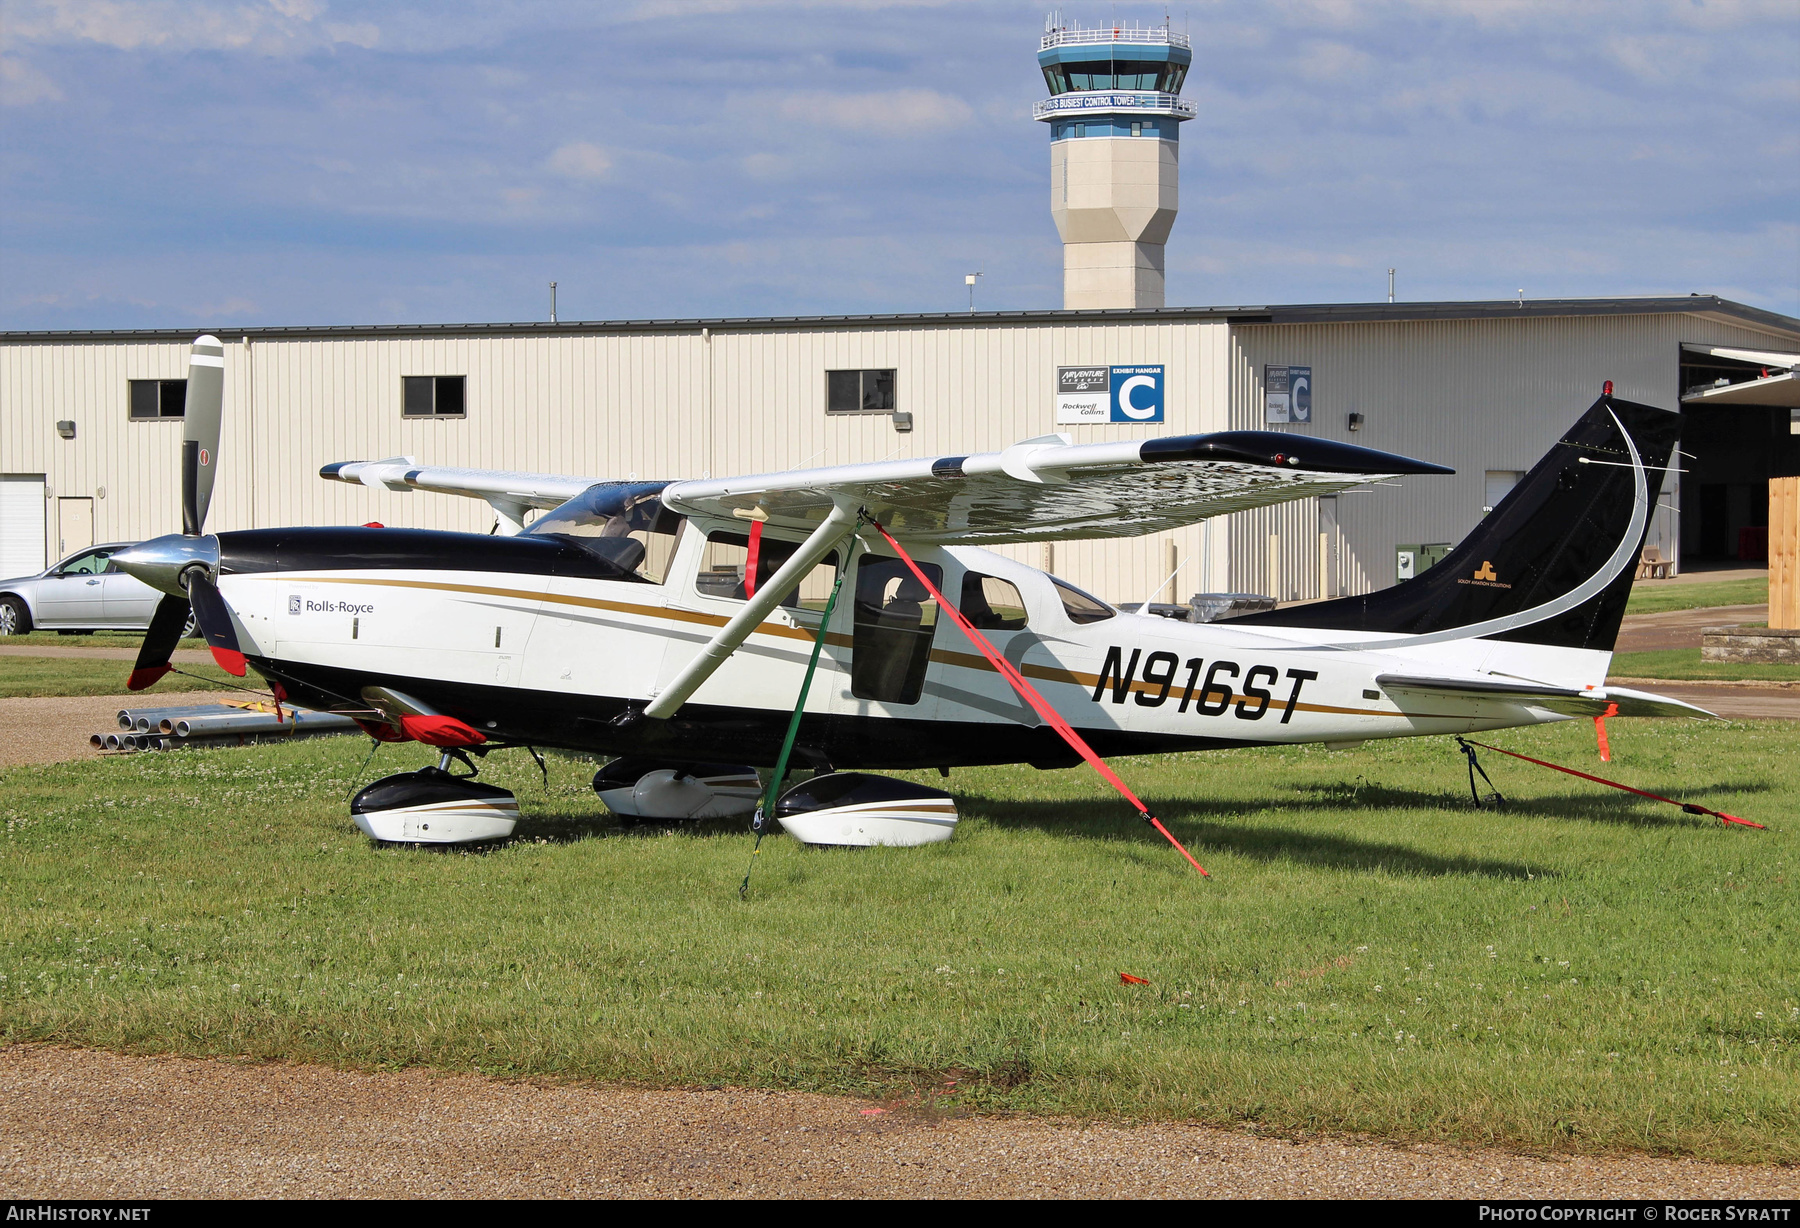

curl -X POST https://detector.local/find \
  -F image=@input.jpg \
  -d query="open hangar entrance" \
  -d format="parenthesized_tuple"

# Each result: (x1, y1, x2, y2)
(1678, 343, 1800, 566)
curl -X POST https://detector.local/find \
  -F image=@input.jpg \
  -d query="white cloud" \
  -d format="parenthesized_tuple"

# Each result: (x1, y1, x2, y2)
(324, 22, 380, 49)
(774, 88, 973, 133)
(3, 0, 380, 54)
(0, 56, 63, 104)
(545, 141, 614, 179)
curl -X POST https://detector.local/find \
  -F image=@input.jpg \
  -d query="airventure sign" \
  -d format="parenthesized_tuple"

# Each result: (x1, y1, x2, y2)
(1056, 365, 1165, 425)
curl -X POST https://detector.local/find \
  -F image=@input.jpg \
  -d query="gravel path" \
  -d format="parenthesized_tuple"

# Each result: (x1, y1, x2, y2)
(0, 1046, 1792, 1200)
(0, 691, 223, 768)
(1614, 604, 1769, 653)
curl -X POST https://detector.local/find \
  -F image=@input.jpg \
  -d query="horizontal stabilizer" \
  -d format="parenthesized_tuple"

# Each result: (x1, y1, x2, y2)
(1377, 674, 1718, 719)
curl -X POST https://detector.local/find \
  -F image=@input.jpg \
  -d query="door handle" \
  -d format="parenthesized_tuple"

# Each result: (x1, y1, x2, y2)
(86, 579, 100, 586)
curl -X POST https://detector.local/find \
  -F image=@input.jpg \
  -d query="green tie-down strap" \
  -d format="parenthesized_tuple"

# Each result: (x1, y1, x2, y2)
(741, 565, 847, 898)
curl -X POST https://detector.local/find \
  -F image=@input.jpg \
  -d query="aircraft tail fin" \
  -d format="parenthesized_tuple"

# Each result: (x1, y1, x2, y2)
(1226, 393, 1679, 653)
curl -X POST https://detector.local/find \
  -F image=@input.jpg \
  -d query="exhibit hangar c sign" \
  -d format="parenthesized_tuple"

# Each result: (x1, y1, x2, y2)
(1056, 365, 1165, 425)
(1264, 364, 1312, 424)
(1051, 361, 1166, 423)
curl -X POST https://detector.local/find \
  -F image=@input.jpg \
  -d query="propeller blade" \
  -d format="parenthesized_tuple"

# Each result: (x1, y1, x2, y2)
(186, 573, 247, 676)
(182, 334, 225, 536)
(128, 594, 192, 691)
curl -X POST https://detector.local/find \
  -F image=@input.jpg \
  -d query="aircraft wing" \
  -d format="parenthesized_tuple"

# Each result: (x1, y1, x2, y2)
(662, 431, 1452, 545)
(1376, 674, 1719, 719)
(319, 458, 594, 510)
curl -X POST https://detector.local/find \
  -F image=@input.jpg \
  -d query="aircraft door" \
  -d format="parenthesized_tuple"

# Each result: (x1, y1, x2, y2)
(844, 554, 943, 710)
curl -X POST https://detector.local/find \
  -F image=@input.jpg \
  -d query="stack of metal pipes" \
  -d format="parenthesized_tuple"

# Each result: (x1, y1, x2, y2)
(95, 703, 359, 752)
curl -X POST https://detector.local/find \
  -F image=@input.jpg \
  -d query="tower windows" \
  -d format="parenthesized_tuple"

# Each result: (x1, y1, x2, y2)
(403, 375, 466, 418)
(826, 369, 897, 415)
(128, 379, 186, 420)
(1131, 121, 1142, 137)
(1041, 61, 1188, 95)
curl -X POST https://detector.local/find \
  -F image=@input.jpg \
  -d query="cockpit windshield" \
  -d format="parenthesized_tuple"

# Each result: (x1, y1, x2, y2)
(523, 481, 684, 583)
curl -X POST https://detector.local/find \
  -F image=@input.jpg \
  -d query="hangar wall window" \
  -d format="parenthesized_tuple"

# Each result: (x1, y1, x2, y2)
(403, 375, 466, 418)
(826, 369, 896, 415)
(128, 379, 186, 420)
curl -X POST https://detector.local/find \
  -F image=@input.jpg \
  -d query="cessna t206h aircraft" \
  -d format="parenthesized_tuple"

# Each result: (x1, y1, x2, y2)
(114, 336, 1705, 849)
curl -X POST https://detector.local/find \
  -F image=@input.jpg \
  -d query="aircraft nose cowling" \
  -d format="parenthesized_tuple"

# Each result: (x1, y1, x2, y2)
(112, 534, 220, 597)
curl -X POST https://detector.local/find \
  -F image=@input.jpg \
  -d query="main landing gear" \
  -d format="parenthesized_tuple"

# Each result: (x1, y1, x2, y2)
(351, 748, 521, 844)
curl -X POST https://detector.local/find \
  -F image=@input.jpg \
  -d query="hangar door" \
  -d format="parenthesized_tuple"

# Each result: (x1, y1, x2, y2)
(1679, 344, 1800, 564)
(0, 475, 48, 579)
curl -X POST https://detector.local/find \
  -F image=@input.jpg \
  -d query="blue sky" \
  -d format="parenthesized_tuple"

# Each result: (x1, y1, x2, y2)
(2, 0, 1796, 329)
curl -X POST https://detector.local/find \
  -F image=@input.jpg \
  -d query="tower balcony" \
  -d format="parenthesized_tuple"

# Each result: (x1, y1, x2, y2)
(1032, 92, 1197, 122)
(1040, 25, 1190, 50)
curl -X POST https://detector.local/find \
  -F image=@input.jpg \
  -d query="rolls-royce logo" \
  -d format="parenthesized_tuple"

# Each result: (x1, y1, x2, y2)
(1473, 561, 1498, 582)
(288, 595, 301, 614)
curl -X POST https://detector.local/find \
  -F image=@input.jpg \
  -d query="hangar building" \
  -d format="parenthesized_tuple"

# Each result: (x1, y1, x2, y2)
(4, 296, 1798, 610)
(4, 18, 1798, 607)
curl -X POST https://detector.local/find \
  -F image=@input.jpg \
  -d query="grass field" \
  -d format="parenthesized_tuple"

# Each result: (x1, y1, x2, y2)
(1, 631, 163, 649)
(1610, 650, 1800, 684)
(0, 719, 1793, 1162)
(1624, 577, 1767, 616)
(0, 655, 236, 698)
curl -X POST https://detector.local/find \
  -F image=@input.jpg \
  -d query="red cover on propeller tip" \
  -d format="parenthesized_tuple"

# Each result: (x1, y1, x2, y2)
(127, 665, 172, 691)
(209, 646, 248, 677)
(398, 714, 487, 747)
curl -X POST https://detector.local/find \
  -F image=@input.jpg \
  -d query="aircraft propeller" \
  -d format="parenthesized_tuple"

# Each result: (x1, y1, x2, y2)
(117, 335, 248, 690)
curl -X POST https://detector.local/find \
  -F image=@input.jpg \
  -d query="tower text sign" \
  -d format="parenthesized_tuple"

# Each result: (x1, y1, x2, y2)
(1264, 364, 1312, 424)
(1057, 364, 1165, 424)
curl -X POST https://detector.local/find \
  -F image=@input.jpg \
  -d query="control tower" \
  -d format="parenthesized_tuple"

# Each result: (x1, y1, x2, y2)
(1034, 18, 1195, 310)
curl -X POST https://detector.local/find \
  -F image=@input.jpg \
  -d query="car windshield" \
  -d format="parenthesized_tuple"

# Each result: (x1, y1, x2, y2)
(523, 482, 683, 583)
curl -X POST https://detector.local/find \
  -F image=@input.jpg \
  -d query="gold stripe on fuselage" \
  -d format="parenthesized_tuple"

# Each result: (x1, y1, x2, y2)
(276, 573, 1441, 721)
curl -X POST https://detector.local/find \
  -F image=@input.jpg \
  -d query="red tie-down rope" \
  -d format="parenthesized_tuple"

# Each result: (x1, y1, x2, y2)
(867, 517, 1209, 877)
(1457, 737, 1765, 829)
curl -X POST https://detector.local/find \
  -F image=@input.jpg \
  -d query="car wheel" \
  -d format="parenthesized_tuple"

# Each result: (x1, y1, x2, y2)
(182, 610, 200, 639)
(0, 595, 29, 636)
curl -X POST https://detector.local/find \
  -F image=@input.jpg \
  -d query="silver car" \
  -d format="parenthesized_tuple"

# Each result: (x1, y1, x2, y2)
(0, 542, 199, 637)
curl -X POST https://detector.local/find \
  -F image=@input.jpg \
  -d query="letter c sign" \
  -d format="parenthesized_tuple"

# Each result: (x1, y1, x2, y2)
(1110, 366, 1164, 423)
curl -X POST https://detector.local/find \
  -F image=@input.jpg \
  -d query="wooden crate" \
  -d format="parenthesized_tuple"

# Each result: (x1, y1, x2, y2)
(1774, 476, 1800, 630)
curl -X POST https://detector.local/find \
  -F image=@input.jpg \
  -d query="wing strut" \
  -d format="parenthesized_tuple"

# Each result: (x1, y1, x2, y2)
(866, 517, 1209, 879)
(644, 502, 856, 721)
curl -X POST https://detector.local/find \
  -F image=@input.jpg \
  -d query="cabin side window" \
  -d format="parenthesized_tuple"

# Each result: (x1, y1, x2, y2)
(958, 572, 1029, 630)
(851, 556, 942, 705)
(696, 530, 840, 610)
(1053, 577, 1115, 625)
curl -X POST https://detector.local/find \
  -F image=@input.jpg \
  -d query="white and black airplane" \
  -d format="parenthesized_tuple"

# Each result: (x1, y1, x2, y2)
(114, 336, 1705, 846)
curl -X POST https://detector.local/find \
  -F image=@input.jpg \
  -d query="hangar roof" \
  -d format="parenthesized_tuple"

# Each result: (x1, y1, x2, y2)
(3, 295, 1796, 345)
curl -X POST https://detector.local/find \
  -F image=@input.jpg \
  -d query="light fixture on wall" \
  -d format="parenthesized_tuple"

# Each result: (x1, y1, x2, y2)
(1347, 412, 1364, 432)
(892, 410, 914, 433)
(56, 420, 76, 439)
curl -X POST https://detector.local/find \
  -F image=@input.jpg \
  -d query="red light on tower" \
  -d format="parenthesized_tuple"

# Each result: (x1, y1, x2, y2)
(1603, 380, 1613, 396)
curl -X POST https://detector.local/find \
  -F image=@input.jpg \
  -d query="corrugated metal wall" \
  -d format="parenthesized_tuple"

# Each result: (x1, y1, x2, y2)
(0, 319, 1231, 603)
(4, 309, 1793, 599)
(1225, 313, 1800, 598)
